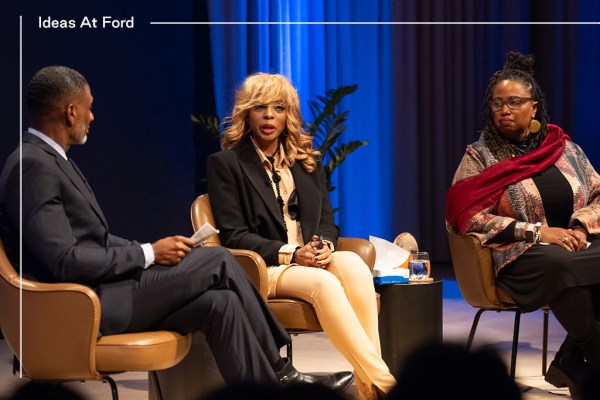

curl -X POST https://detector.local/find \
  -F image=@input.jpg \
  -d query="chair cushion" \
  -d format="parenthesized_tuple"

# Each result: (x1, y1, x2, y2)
(96, 331, 191, 372)
(268, 294, 380, 332)
(497, 286, 518, 305)
(268, 298, 322, 332)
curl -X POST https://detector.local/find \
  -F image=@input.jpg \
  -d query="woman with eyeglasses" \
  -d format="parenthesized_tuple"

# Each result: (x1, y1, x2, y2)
(446, 52, 600, 399)
(207, 73, 396, 400)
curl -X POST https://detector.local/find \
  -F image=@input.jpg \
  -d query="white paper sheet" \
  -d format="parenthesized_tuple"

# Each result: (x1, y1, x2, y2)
(369, 235, 411, 277)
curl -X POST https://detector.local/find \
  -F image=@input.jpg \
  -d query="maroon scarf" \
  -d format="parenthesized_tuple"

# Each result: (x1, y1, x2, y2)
(445, 124, 570, 234)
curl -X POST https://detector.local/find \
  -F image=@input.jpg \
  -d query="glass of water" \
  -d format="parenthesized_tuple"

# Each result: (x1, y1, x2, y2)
(409, 252, 430, 280)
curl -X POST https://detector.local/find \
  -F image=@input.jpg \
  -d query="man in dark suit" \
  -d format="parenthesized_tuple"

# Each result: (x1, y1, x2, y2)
(0, 66, 352, 389)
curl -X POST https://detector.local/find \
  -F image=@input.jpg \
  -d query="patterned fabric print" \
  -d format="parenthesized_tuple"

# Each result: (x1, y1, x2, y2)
(451, 133, 600, 274)
(563, 143, 600, 233)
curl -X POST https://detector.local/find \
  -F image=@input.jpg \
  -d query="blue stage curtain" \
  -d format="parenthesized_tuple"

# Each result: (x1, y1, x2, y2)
(206, 0, 394, 239)
(203, 0, 600, 262)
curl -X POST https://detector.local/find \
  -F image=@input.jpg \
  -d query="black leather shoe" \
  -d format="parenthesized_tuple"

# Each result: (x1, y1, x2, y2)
(276, 359, 354, 392)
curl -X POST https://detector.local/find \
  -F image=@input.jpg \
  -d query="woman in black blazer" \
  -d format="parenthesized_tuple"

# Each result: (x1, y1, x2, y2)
(207, 73, 396, 400)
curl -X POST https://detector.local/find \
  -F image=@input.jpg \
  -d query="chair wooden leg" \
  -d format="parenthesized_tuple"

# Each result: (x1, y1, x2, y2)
(542, 308, 549, 375)
(103, 376, 119, 400)
(510, 310, 522, 380)
(286, 342, 293, 363)
(12, 355, 19, 375)
(148, 371, 163, 400)
(466, 308, 486, 351)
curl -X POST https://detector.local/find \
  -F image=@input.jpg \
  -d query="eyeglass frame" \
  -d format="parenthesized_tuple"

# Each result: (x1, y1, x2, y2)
(490, 96, 536, 111)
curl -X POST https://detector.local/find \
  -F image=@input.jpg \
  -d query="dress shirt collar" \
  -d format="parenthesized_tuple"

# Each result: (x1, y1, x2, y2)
(28, 127, 68, 160)
(250, 135, 286, 169)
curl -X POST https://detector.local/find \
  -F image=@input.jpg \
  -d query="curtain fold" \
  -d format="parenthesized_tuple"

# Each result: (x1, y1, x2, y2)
(389, 1, 599, 262)
(199, 0, 600, 263)
(205, 0, 394, 239)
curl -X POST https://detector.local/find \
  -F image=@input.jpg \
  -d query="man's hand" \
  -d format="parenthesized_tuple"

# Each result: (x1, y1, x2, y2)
(152, 236, 194, 265)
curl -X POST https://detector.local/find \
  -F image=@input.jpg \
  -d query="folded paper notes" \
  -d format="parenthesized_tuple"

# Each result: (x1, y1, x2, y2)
(191, 222, 220, 247)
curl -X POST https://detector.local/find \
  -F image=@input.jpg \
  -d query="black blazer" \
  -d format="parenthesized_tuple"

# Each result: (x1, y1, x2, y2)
(0, 133, 145, 333)
(207, 135, 339, 266)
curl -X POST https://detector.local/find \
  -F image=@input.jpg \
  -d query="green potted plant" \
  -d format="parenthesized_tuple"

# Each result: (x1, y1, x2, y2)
(191, 84, 368, 193)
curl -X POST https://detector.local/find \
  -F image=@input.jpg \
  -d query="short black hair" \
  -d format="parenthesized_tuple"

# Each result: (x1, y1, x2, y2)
(26, 66, 88, 117)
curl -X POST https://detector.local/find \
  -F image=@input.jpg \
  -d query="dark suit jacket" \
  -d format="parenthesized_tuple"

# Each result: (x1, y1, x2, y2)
(207, 135, 339, 266)
(0, 133, 144, 333)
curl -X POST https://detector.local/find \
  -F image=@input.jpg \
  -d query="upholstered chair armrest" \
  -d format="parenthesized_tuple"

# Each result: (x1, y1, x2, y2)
(228, 249, 269, 301)
(336, 237, 376, 270)
(17, 279, 102, 380)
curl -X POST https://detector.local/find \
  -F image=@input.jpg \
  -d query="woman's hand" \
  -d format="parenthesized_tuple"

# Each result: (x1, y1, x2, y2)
(292, 235, 333, 268)
(571, 226, 588, 243)
(539, 226, 587, 251)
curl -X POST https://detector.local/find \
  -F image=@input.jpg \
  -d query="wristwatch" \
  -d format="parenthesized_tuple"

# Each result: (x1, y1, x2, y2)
(525, 222, 542, 243)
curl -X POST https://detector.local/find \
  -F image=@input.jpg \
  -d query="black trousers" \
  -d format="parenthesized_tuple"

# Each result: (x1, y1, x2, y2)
(498, 239, 600, 312)
(499, 239, 600, 341)
(123, 246, 290, 384)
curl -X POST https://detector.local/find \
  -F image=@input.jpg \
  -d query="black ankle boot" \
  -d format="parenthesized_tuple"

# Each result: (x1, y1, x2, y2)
(545, 336, 586, 398)
(575, 325, 600, 399)
(544, 336, 585, 387)
(577, 324, 600, 369)
(547, 326, 600, 399)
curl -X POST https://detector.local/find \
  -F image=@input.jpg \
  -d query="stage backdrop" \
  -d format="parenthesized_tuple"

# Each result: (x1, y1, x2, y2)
(1, 0, 198, 243)
(2, 1, 599, 264)
(194, 0, 600, 263)
(201, 0, 394, 243)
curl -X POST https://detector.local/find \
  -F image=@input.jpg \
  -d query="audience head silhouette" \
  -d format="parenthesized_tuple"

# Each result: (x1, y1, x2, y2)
(388, 342, 521, 400)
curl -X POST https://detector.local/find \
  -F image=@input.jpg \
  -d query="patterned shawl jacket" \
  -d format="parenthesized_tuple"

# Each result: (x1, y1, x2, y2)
(449, 131, 600, 274)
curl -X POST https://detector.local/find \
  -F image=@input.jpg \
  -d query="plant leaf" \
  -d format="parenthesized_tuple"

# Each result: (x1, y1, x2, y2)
(304, 84, 357, 144)
(322, 140, 368, 185)
(191, 113, 221, 139)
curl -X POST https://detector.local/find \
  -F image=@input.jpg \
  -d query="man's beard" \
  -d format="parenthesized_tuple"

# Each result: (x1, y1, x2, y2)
(73, 121, 88, 145)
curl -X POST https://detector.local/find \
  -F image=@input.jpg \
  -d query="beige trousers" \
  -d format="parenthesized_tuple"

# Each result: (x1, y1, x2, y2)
(269, 251, 396, 400)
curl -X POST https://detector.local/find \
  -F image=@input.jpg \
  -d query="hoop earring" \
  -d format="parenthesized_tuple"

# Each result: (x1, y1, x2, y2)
(529, 118, 541, 134)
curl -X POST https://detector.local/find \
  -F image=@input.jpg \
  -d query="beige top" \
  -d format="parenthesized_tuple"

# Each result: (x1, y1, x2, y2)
(250, 138, 335, 296)
(250, 137, 303, 296)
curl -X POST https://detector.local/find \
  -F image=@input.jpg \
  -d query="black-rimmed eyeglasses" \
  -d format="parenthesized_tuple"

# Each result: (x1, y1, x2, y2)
(490, 96, 535, 111)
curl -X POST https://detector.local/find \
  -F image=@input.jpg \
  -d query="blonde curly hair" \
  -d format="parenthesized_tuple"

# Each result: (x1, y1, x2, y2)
(221, 72, 320, 173)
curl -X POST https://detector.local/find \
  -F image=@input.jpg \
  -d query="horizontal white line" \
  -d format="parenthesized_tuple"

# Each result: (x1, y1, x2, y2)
(150, 21, 600, 25)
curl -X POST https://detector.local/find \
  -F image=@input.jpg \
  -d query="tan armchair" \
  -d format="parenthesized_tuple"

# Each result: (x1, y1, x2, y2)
(190, 194, 377, 359)
(446, 229, 549, 379)
(0, 240, 191, 400)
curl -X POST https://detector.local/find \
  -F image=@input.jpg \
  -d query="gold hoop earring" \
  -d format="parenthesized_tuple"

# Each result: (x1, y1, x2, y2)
(529, 119, 541, 134)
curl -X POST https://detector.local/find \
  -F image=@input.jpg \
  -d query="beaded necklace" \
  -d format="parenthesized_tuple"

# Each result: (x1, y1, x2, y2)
(266, 154, 287, 232)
